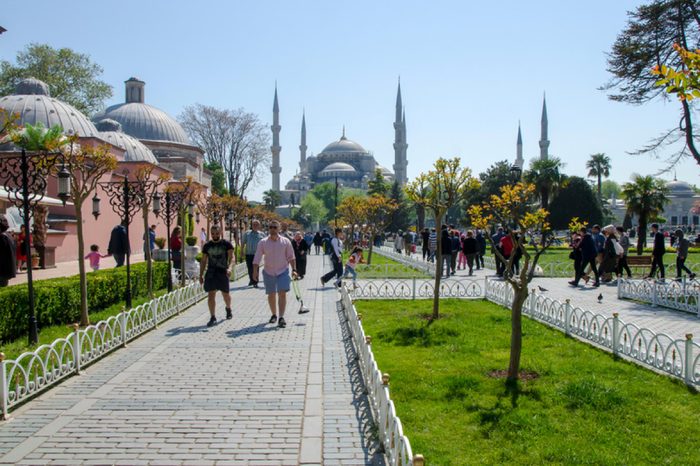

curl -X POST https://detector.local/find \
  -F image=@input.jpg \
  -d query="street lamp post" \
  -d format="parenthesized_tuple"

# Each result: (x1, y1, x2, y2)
(152, 191, 175, 292)
(0, 149, 69, 344)
(334, 176, 339, 228)
(226, 209, 234, 243)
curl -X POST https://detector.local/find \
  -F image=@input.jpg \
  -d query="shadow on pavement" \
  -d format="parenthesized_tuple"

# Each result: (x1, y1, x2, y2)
(165, 324, 211, 336)
(225, 323, 277, 338)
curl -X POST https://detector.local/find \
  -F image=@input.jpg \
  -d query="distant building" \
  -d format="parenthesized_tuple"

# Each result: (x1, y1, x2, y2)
(271, 81, 407, 206)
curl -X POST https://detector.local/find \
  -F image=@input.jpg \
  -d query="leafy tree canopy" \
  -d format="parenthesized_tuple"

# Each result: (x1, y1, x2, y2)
(548, 176, 603, 230)
(601, 180, 621, 200)
(204, 161, 228, 196)
(0, 43, 112, 116)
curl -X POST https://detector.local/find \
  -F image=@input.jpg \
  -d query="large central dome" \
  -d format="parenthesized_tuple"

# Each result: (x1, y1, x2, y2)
(93, 78, 191, 145)
(321, 130, 367, 154)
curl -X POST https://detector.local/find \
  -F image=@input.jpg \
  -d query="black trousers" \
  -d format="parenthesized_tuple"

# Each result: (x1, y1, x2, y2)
(649, 254, 665, 278)
(297, 257, 307, 277)
(616, 255, 632, 277)
(322, 255, 343, 283)
(245, 254, 257, 284)
(677, 256, 693, 278)
(575, 257, 599, 284)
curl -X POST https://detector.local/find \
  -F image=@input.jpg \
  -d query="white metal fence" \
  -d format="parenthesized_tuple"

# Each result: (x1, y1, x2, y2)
(485, 279, 700, 387)
(618, 278, 700, 316)
(1, 280, 207, 419)
(340, 287, 423, 466)
(350, 277, 484, 300)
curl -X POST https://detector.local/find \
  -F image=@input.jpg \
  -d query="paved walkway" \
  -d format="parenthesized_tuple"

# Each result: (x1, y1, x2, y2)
(0, 255, 383, 465)
(384, 249, 700, 340)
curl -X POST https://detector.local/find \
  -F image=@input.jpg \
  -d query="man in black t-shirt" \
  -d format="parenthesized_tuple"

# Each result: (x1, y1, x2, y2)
(199, 225, 235, 327)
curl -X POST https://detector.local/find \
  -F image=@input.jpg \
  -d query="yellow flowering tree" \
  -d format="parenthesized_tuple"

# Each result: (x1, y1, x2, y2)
(337, 194, 368, 253)
(360, 195, 398, 265)
(468, 182, 553, 384)
(406, 158, 479, 321)
(652, 44, 700, 164)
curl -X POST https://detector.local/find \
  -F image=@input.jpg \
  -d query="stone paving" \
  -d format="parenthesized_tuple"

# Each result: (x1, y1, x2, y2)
(381, 249, 700, 340)
(0, 254, 382, 465)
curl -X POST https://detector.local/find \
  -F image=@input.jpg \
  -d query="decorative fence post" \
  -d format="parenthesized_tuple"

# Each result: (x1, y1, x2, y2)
(0, 353, 7, 420)
(73, 324, 81, 375)
(413, 454, 425, 466)
(617, 278, 622, 299)
(652, 282, 658, 307)
(612, 313, 620, 356)
(120, 310, 127, 348)
(685, 334, 694, 386)
(530, 288, 537, 314)
(152, 300, 159, 329)
(412, 277, 416, 300)
(564, 299, 571, 336)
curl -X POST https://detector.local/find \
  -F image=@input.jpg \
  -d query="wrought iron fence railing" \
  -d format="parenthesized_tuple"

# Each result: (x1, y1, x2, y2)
(1, 279, 207, 419)
(340, 287, 423, 466)
(618, 278, 700, 316)
(349, 277, 484, 300)
(484, 279, 700, 388)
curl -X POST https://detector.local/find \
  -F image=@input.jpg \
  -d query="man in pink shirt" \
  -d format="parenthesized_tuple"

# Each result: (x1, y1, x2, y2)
(253, 220, 297, 328)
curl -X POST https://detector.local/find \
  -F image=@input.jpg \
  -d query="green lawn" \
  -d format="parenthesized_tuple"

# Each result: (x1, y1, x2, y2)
(0, 289, 168, 361)
(355, 249, 430, 278)
(357, 299, 700, 465)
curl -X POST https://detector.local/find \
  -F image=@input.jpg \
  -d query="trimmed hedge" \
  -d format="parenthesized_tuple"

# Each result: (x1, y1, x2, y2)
(0, 262, 168, 344)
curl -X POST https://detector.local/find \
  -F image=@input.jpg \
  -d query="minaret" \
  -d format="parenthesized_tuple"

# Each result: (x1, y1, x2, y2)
(270, 84, 282, 191)
(515, 122, 524, 169)
(539, 94, 550, 161)
(393, 79, 408, 185)
(299, 111, 307, 173)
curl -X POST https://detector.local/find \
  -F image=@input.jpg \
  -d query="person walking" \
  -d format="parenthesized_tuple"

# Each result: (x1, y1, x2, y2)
(85, 244, 108, 272)
(199, 227, 207, 246)
(500, 230, 514, 277)
(343, 246, 364, 288)
(292, 231, 309, 279)
(0, 214, 16, 287)
(421, 227, 430, 261)
(674, 229, 696, 280)
(476, 229, 486, 270)
(170, 226, 182, 271)
(108, 221, 129, 267)
(462, 230, 478, 276)
(570, 227, 599, 287)
(321, 228, 345, 287)
(252, 220, 297, 328)
(313, 232, 323, 255)
(491, 227, 505, 277)
(441, 225, 452, 278)
(199, 225, 235, 327)
(428, 228, 437, 263)
(648, 223, 666, 280)
(569, 230, 583, 282)
(394, 231, 404, 254)
(599, 226, 618, 283)
(243, 220, 265, 288)
(144, 224, 156, 255)
(615, 226, 633, 279)
(450, 230, 460, 274)
(15, 224, 29, 272)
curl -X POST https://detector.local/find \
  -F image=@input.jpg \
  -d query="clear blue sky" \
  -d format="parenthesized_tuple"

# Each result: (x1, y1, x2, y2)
(3, 0, 695, 201)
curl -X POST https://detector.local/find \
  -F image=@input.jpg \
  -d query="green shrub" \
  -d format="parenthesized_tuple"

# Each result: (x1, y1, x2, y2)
(0, 262, 168, 344)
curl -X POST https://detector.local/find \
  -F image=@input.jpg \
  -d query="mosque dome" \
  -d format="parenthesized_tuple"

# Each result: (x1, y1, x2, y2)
(321, 130, 367, 154)
(319, 162, 357, 177)
(96, 119, 158, 164)
(93, 77, 191, 145)
(0, 77, 99, 138)
(666, 179, 696, 197)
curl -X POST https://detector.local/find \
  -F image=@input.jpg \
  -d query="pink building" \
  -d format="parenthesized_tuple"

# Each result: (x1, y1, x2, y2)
(0, 77, 211, 268)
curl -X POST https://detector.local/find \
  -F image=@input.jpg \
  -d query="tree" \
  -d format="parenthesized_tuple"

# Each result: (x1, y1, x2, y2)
(549, 177, 603, 230)
(179, 104, 270, 197)
(601, 180, 622, 200)
(604, 1, 700, 167)
(337, 195, 368, 251)
(387, 180, 410, 232)
(367, 169, 389, 196)
(360, 195, 398, 265)
(523, 157, 563, 210)
(0, 43, 112, 116)
(621, 174, 670, 254)
(406, 158, 479, 320)
(477, 160, 515, 202)
(586, 153, 611, 200)
(60, 139, 118, 325)
(262, 189, 281, 211)
(468, 182, 552, 385)
(204, 161, 228, 195)
(298, 194, 328, 229)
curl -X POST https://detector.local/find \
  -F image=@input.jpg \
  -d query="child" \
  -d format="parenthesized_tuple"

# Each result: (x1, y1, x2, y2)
(343, 247, 364, 288)
(85, 244, 108, 271)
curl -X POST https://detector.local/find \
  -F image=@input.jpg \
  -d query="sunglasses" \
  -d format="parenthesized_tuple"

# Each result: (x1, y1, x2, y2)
(269, 226, 278, 229)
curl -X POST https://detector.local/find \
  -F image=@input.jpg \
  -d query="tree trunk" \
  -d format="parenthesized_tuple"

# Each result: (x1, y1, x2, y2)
(506, 286, 528, 384)
(597, 173, 602, 200)
(367, 234, 375, 265)
(417, 205, 425, 231)
(637, 214, 647, 255)
(75, 200, 89, 326)
(143, 207, 153, 298)
(431, 214, 443, 321)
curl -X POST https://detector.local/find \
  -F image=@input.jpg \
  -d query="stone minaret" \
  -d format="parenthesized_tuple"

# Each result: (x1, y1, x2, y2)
(539, 94, 549, 161)
(515, 122, 524, 169)
(271, 85, 282, 191)
(299, 111, 307, 173)
(393, 80, 408, 185)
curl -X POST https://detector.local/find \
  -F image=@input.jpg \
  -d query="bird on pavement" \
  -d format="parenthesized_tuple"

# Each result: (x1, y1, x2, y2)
(597, 293, 603, 303)
(537, 285, 548, 292)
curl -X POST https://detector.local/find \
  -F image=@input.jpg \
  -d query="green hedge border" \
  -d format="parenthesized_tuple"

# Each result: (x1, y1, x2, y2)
(0, 262, 168, 344)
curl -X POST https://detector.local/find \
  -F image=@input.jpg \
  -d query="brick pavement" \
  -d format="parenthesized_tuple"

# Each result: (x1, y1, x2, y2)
(0, 254, 382, 465)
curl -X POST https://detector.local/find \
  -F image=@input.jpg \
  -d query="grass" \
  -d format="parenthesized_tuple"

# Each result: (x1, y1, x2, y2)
(0, 289, 168, 361)
(356, 249, 430, 278)
(356, 299, 700, 465)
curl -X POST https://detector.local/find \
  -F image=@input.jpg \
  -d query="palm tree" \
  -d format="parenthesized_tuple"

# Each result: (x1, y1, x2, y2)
(523, 157, 563, 210)
(621, 175, 669, 254)
(262, 189, 281, 211)
(586, 153, 611, 200)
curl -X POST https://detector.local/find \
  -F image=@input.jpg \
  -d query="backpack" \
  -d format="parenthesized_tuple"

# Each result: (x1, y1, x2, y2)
(323, 237, 332, 255)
